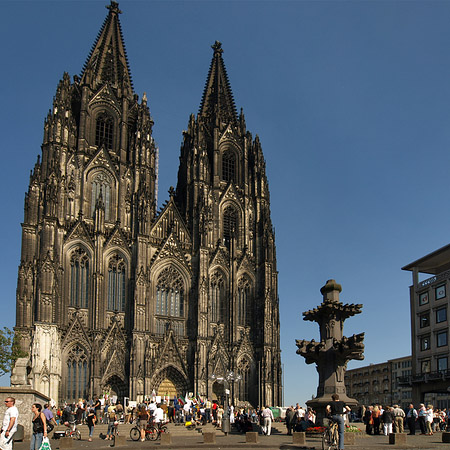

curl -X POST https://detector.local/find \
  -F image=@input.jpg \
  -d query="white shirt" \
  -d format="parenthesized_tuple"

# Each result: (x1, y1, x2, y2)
(154, 407, 164, 423)
(3, 406, 19, 434)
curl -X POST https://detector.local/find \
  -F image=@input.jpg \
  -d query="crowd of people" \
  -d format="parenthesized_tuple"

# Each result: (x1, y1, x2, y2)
(362, 403, 449, 436)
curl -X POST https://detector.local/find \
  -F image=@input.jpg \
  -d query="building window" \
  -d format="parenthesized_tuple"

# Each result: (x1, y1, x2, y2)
(420, 313, 430, 328)
(438, 356, 448, 372)
(437, 330, 448, 348)
(95, 113, 114, 150)
(69, 248, 89, 308)
(222, 149, 236, 182)
(91, 172, 112, 220)
(436, 307, 447, 324)
(210, 272, 225, 323)
(421, 360, 431, 373)
(107, 254, 126, 311)
(436, 285, 446, 300)
(420, 336, 430, 351)
(237, 276, 251, 326)
(155, 266, 185, 318)
(223, 206, 238, 248)
(419, 292, 429, 306)
(66, 345, 89, 402)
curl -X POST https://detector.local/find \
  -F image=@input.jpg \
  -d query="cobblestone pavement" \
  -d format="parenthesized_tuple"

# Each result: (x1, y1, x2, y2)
(10, 423, 450, 450)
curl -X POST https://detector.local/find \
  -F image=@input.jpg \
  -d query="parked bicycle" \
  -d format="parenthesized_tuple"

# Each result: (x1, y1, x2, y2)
(322, 420, 339, 450)
(64, 421, 81, 440)
(130, 421, 168, 441)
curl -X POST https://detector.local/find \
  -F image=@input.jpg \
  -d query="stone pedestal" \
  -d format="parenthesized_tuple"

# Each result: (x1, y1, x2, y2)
(203, 432, 216, 443)
(160, 432, 172, 444)
(389, 433, 407, 445)
(293, 432, 306, 445)
(58, 437, 73, 448)
(0, 387, 50, 440)
(113, 435, 126, 446)
(246, 431, 258, 443)
(344, 433, 356, 445)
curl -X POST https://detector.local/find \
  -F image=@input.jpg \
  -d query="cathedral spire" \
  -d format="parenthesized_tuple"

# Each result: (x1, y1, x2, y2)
(199, 41, 237, 126)
(80, 1, 133, 94)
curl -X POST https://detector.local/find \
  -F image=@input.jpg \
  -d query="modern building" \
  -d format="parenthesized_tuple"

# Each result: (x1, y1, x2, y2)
(345, 356, 412, 408)
(14, 2, 282, 407)
(402, 246, 450, 404)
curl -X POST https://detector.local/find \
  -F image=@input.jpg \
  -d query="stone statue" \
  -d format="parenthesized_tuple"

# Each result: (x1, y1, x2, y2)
(296, 279, 364, 422)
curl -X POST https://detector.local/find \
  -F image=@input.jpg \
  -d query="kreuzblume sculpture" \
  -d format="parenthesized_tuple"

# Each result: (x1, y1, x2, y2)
(296, 279, 365, 422)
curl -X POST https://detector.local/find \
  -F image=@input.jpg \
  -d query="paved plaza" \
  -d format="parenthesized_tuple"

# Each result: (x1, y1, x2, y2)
(10, 422, 450, 450)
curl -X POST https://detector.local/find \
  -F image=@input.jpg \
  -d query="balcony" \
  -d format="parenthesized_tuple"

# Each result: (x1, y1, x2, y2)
(398, 370, 450, 385)
(417, 269, 450, 290)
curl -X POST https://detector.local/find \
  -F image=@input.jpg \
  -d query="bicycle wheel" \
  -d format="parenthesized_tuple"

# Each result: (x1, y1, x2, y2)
(64, 429, 71, 438)
(331, 425, 339, 450)
(160, 426, 168, 434)
(147, 426, 158, 441)
(130, 427, 140, 441)
(75, 429, 81, 440)
(322, 429, 331, 450)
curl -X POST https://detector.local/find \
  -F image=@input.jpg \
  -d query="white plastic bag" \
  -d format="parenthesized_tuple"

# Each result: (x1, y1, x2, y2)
(38, 436, 51, 450)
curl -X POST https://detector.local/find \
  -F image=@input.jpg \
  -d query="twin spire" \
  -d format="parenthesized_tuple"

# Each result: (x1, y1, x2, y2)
(81, 3, 238, 125)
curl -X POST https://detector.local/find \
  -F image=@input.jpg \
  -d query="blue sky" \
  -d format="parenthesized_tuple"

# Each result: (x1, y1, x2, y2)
(1, 0, 450, 406)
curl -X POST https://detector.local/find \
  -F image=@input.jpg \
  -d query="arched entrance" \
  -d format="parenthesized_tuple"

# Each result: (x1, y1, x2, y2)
(212, 381, 225, 404)
(103, 375, 128, 403)
(158, 379, 177, 397)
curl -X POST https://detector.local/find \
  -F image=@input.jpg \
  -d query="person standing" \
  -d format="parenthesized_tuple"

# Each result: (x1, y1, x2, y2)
(0, 397, 19, 450)
(285, 406, 295, 435)
(30, 404, 47, 450)
(392, 405, 405, 433)
(326, 394, 351, 450)
(418, 404, 426, 434)
(406, 404, 418, 435)
(382, 406, 394, 435)
(261, 406, 274, 436)
(425, 405, 434, 435)
(86, 407, 96, 442)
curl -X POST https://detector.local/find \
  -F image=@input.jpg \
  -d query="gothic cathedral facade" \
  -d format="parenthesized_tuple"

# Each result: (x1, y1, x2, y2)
(15, 2, 282, 407)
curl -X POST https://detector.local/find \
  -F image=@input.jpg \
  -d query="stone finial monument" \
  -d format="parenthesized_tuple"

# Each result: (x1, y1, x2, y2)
(296, 279, 364, 421)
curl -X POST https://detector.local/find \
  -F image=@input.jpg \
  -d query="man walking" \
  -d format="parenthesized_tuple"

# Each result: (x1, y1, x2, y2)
(261, 406, 274, 436)
(406, 404, 418, 435)
(392, 404, 405, 433)
(0, 397, 19, 450)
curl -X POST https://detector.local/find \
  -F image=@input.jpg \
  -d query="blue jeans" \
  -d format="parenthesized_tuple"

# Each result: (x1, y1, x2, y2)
(88, 425, 94, 437)
(331, 415, 345, 450)
(30, 432, 43, 450)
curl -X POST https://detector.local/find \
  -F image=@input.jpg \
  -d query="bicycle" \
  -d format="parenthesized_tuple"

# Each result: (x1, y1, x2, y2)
(64, 421, 81, 440)
(322, 420, 339, 450)
(130, 421, 168, 441)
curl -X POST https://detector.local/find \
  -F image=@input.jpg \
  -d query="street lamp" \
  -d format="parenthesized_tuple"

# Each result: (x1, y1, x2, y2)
(210, 371, 242, 435)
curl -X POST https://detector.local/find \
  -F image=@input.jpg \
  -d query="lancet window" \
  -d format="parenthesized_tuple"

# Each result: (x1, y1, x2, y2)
(95, 113, 114, 150)
(223, 206, 238, 248)
(66, 345, 89, 402)
(210, 271, 226, 323)
(69, 248, 90, 308)
(156, 266, 184, 318)
(237, 358, 251, 402)
(237, 276, 251, 326)
(91, 172, 112, 221)
(107, 254, 126, 311)
(222, 149, 236, 182)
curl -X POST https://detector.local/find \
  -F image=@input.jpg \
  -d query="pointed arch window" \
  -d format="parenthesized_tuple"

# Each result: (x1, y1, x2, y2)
(237, 276, 251, 326)
(91, 172, 112, 221)
(95, 113, 114, 150)
(222, 149, 236, 182)
(223, 206, 238, 248)
(66, 344, 89, 402)
(107, 254, 126, 312)
(210, 272, 225, 323)
(69, 248, 90, 308)
(155, 266, 184, 318)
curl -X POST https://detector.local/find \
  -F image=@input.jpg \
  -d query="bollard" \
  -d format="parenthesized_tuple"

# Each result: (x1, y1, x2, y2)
(443, 432, 450, 443)
(13, 424, 24, 441)
(293, 432, 306, 445)
(203, 432, 216, 444)
(246, 431, 258, 443)
(344, 433, 355, 445)
(113, 435, 126, 446)
(58, 437, 73, 448)
(389, 433, 407, 445)
(160, 432, 172, 445)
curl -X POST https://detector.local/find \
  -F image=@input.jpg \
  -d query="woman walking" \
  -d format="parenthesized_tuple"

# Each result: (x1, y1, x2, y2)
(86, 407, 96, 442)
(30, 403, 47, 450)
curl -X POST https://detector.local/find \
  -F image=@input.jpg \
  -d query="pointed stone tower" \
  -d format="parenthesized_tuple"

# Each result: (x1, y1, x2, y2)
(175, 41, 281, 407)
(15, 5, 281, 408)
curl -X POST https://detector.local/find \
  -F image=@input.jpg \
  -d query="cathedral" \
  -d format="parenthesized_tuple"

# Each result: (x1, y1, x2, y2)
(14, 1, 282, 407)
